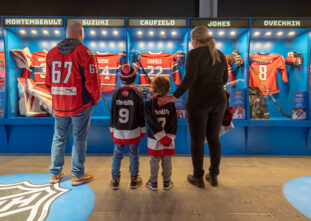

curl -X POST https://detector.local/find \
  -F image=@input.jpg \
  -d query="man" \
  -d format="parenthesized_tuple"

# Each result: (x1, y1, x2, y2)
(46, 21, 100, 186)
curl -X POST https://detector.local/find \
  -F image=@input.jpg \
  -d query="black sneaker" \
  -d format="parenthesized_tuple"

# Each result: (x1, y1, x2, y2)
(130, 176, 142, 189)
(146, 180, 158, 191)
(163, 180, 173, 190)
(187, 175, 205, 188)
(111, 177, 120, 190)
(205, 173, 218, 187)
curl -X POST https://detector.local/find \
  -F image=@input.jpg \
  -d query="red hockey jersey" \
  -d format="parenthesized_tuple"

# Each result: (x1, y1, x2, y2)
(249, 53, 287, 95)
(46, 44, 101, 117)
(31, 51, 48, 90)
(0, 51, 5, 86)
(95, 52, 120, 92)
(133, 52, 181, 87)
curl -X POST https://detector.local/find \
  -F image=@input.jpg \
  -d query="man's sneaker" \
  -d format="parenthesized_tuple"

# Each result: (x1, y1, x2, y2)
(187, 175, 205, 188)
(111, 177, 120, 190)
(205, 173, 218, 187)
(72, 173, 94, 186)
(146, 180, 158, 191)
(130, 176, 142, 189)
(50, 172, 64, 184)
(163, 180, 173, 190)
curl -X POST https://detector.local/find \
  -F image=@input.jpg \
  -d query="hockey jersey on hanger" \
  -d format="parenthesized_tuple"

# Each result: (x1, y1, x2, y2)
(249, 53, 287, 95)
(145, 97, 177, 156)
(110, 87, 145, 145)
(95, 52, 120, 92)
(0, 51, 5, 86)
(133, 52, 182, 87)
(26, 50, 48, 90)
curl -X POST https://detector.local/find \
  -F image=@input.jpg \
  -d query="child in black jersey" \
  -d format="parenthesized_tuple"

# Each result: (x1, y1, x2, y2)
(145, 76, 177, 191)
(110, 64, 145, 190)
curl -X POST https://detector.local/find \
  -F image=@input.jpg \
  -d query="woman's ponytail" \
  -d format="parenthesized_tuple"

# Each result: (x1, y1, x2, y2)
(191, 26, 221, 65)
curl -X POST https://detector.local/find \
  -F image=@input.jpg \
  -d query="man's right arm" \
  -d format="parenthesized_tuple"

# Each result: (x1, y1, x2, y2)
(45, 53, 52, 93)
(84, 49, 101, 105)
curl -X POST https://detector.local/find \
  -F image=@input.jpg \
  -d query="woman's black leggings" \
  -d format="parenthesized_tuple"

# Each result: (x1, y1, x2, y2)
(187, 101, 226, 178)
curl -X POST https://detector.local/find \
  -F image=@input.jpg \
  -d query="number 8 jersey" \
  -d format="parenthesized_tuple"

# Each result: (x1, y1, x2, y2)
(110, 87, 146, 145)
(249, 53, 287, 95)
(46, 42, 101, 117)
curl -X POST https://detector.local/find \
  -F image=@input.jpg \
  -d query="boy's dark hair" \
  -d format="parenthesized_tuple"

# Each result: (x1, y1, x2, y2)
(151, 76, 170, 96)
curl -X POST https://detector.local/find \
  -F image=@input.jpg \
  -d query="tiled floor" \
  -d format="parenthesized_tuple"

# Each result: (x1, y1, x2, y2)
(0, 155, 310, 221)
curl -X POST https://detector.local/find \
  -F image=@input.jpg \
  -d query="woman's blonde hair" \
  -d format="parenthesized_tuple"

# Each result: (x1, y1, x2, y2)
(191, 25, 221, 65)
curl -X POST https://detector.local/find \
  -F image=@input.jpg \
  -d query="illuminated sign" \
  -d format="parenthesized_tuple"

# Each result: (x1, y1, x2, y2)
(190, 19, 250, 28)
(129, 19, 187, 27)
(4, 18, 64, 27)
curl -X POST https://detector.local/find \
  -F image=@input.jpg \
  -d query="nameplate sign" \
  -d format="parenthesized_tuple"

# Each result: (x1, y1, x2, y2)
(190, 19, 250, 28)
(252, 19, 311, 28)
(67, 18, 125, 27)
(4, 17, 64, 27)
(128, 19, 187, 27)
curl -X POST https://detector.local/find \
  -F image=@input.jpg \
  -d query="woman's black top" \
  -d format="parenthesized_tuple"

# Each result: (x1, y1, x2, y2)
(173, 46, 228, 109)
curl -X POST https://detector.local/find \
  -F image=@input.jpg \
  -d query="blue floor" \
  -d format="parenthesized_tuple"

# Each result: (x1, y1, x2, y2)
(0, 173, 95, 221)
(283, 176, 311, 219)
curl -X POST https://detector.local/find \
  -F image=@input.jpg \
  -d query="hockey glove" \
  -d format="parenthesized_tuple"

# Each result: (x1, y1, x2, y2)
(159, 136, 173, 147)
(286, 51, 302, 67)
(228, 50, 243, 68)
(130, 50, 141, 63)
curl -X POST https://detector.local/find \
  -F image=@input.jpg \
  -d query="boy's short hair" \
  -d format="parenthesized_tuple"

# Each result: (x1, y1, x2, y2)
(151, 76, 170, 96)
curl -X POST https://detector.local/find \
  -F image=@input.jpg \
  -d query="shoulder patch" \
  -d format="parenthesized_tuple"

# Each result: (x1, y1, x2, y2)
(87, 48, 94, 55)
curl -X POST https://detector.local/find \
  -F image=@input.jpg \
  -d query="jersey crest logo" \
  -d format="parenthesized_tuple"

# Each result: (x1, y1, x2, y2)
(0, 181, 70, 221)
(87, 49, 95, 55)
(122, 90, 129, 97)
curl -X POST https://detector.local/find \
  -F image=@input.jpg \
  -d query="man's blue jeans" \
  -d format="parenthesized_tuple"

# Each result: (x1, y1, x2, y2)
(50, 104, 93, 177)
(111, 143, 140, 179)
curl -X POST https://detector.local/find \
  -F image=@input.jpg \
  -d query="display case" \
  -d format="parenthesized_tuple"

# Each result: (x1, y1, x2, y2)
(0, 18, 5, 152)
(2, 17, 65, 153)
(0, 16, 310, 155)
(249, 18, 311, 121)
(127, 18, 189, 153)
(247, 18, 311, 154)
(4, 17, 65, 118)
(0, 18, 5, 118)
(188, 18, 250, 154)
(65, 18, 127, 153)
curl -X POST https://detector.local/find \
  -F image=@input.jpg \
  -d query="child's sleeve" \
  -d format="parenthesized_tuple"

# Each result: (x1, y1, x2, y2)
(167, 103, 177, 137)
(109, 91, 117, 137)
(138, 93, 146, 137)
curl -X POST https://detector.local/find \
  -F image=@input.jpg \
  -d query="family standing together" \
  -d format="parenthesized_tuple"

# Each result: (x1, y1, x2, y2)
(46, 21, 229, 190)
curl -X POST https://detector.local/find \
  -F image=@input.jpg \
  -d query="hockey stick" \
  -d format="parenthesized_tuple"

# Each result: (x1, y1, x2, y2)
(136, 59, 152, 82)
(101, 93, 111, 112)
(224, 79, 245, 88)
(249, 64, 291, 118)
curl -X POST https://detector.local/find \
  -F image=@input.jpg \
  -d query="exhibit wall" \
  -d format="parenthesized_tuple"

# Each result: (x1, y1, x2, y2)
(0, 17, 310, 155)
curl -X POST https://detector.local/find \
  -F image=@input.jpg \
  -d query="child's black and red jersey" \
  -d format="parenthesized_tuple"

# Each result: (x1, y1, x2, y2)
(145, 97, 177, 156)
(110, 87, 145, 145)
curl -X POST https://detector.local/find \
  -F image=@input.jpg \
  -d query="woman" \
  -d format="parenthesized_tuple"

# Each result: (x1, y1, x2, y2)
(159, 26, 228, 188)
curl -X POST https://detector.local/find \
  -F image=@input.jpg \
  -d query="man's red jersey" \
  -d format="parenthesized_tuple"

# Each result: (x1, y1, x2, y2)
(249, 53, 287, 95)
(46, 44, 100, 117)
